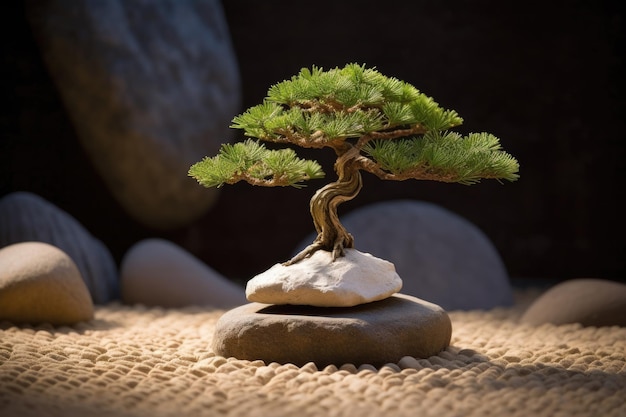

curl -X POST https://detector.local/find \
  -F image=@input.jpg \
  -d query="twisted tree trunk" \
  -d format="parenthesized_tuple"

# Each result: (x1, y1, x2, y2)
(285, 148, 363, 265)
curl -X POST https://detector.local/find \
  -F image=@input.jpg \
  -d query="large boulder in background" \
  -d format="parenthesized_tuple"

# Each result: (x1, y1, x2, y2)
(25, 0, 241, 229)
(294, 200, 513, 311)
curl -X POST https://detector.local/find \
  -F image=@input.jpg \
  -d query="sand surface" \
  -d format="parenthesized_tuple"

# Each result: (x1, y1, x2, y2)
(1, 292, 624, 417)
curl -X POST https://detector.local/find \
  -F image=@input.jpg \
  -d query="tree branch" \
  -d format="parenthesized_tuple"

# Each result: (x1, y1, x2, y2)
(356, 125, 428, 148)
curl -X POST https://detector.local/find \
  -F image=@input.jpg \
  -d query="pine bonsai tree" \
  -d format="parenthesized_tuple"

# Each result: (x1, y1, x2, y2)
(189, 63, 519, 265)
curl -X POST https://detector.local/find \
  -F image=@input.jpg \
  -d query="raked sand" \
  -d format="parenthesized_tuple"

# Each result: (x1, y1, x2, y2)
(0, 290, 624, 417)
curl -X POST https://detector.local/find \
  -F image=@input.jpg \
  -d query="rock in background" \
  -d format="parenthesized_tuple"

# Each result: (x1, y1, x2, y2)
(520, 278, 626, 327)
(0, 192, 119, 304)
(24, 0, 241, 230)
(0, 242, 94, 325)
(120, 238, 246, 309)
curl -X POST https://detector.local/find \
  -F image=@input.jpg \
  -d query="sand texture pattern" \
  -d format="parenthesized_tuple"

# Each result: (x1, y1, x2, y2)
(1, 293, 625, 417)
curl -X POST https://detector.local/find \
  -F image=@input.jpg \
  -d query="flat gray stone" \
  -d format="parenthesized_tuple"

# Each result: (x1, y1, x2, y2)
(212, 293, 451, 367)
(520, 278, 626, 327)
(0, 192, 119, 304)
(26, 0, 241, 229)
(0, 242, 94, 325)
(294, 200, 513, 310)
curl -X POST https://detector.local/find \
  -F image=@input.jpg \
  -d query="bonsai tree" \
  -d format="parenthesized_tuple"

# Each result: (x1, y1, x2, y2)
(189, 63, 519, 265)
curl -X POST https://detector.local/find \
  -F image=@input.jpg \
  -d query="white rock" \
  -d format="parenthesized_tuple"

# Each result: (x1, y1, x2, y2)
(246, 249, 403, 307)
(120, 238, 247, 309)
(0, 242, 94, 325)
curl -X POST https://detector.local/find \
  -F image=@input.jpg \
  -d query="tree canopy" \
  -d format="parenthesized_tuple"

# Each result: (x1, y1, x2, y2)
(189, 63, 519, 188)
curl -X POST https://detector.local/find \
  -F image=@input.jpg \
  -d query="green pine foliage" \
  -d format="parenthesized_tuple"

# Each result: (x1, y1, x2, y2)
(363, 132, 520, 185)
(188, 139, 324, 188)
(231, 63, 464, 142)
(190, 63, 519, 188)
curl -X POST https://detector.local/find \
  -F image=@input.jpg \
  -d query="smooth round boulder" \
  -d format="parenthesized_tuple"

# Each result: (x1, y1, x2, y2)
(0, 192, 119, 304)
(520, 278, 626, 327)
(120, 238, 246, 309)
(294, 200, 513, 310)
(0, 242, 94, 325)
(212, 293, 452, 367)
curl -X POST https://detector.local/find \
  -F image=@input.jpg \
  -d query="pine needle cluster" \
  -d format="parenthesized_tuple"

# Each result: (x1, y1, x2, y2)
(188, 139, 324, 188)
(363, 132, 520, 185)
(190, 63, 519, 187)
(231, 63, 463, 143)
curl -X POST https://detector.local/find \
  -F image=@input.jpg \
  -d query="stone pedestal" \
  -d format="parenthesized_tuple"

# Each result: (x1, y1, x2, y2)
(212, 293, 452, 367)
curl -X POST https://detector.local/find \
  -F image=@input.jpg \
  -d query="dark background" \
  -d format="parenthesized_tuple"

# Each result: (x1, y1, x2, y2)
(2, 0, 624, 286)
